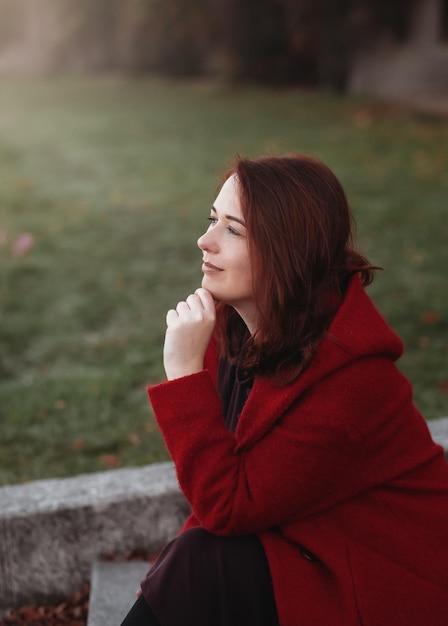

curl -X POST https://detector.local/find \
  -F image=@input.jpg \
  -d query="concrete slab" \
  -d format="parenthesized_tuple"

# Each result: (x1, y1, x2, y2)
(428, 417, 448, 459)
(87, 561, 150, 626)
(0, 462, 189, 612)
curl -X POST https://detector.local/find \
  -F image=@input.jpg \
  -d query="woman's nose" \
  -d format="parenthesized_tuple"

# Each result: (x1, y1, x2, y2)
(197, 232, 206, 250)
(197, 229, 215, 252)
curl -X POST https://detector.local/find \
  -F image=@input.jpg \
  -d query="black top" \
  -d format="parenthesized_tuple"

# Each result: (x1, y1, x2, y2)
(217, 357, 254, 433)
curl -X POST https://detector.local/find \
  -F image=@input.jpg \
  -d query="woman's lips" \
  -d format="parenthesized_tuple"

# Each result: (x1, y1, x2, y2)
(202, 261, 223, 272)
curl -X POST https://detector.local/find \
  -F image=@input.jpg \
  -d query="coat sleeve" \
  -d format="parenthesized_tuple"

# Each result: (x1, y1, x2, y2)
(147, 367, 372, 536)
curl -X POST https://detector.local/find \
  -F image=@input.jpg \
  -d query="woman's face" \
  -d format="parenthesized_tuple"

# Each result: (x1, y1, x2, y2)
(197, 175, 257, 331)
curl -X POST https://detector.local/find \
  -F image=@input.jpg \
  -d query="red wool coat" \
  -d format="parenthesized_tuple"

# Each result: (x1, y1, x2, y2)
(148, 278, 448, 626)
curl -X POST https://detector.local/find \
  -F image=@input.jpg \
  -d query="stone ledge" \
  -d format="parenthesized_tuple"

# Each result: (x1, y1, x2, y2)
(0, 462, 189, 612)
(87, 561, 149, 626)
(0, 417, 447, 612)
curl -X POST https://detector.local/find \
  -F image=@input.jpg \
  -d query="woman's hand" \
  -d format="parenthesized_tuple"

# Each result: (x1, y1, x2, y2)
(163, 288, 217, 381)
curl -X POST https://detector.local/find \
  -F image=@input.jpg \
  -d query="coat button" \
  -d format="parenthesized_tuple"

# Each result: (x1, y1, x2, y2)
(300, 547, 318, 562)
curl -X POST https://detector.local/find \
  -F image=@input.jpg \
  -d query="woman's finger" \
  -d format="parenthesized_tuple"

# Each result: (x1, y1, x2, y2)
(194, 288, 217, 315)
(186, 293, 203, 310)
(166, 309, 178, 325)
(175, 300, 191, 315)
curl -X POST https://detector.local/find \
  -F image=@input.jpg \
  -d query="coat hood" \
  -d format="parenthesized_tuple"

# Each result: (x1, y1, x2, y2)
(227, 276, 404, 448)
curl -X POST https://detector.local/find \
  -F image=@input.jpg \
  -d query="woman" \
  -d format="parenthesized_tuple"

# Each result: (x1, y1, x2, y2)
(122, 154, 448, 626)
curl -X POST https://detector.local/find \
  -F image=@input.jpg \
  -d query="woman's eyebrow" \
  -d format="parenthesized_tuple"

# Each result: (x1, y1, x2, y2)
(211, 205, 246, 227)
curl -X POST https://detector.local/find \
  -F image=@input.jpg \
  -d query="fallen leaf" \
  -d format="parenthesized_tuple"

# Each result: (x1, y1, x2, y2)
(100, 454, 120, 468)
(418, 336, 431, 348)
(421, 312, 440, 324)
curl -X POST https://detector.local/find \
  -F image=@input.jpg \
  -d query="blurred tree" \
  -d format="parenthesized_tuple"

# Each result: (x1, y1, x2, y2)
(217, 0, 420, 90)
(114, 0, 211, 75)
(313, 0, 422, 90)
(140, 0, 211, 75)
(441, 0, 448, 39)
(53, 0, 120, 71)
(214, 0, 318, 84)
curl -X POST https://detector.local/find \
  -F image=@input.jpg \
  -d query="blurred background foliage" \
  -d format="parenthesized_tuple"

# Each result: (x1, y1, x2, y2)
(0, 0, 420, 88)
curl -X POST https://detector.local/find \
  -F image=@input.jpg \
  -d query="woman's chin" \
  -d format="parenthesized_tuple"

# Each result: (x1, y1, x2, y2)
(201, 275, 215, 292)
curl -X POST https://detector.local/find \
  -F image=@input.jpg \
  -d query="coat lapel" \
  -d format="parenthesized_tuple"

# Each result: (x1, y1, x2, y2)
(234, 349, 327, 448)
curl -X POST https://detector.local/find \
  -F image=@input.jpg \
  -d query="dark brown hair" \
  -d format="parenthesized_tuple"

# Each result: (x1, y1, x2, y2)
(214, 153, 377, 382)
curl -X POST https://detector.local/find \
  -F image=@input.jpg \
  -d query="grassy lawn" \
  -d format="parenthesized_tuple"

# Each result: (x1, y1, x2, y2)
(0, 76, 447, 486)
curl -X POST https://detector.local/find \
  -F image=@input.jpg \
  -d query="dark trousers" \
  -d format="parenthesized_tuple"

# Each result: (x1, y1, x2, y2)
(121, 527, 279, 626)
(121, 594, 159, 626)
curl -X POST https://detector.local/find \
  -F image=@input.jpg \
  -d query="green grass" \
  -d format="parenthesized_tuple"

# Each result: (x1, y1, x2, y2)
(0, 77, 447, 486)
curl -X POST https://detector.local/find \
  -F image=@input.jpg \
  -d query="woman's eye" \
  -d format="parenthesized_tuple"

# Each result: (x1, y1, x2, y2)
(206, 217, 241, 236)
